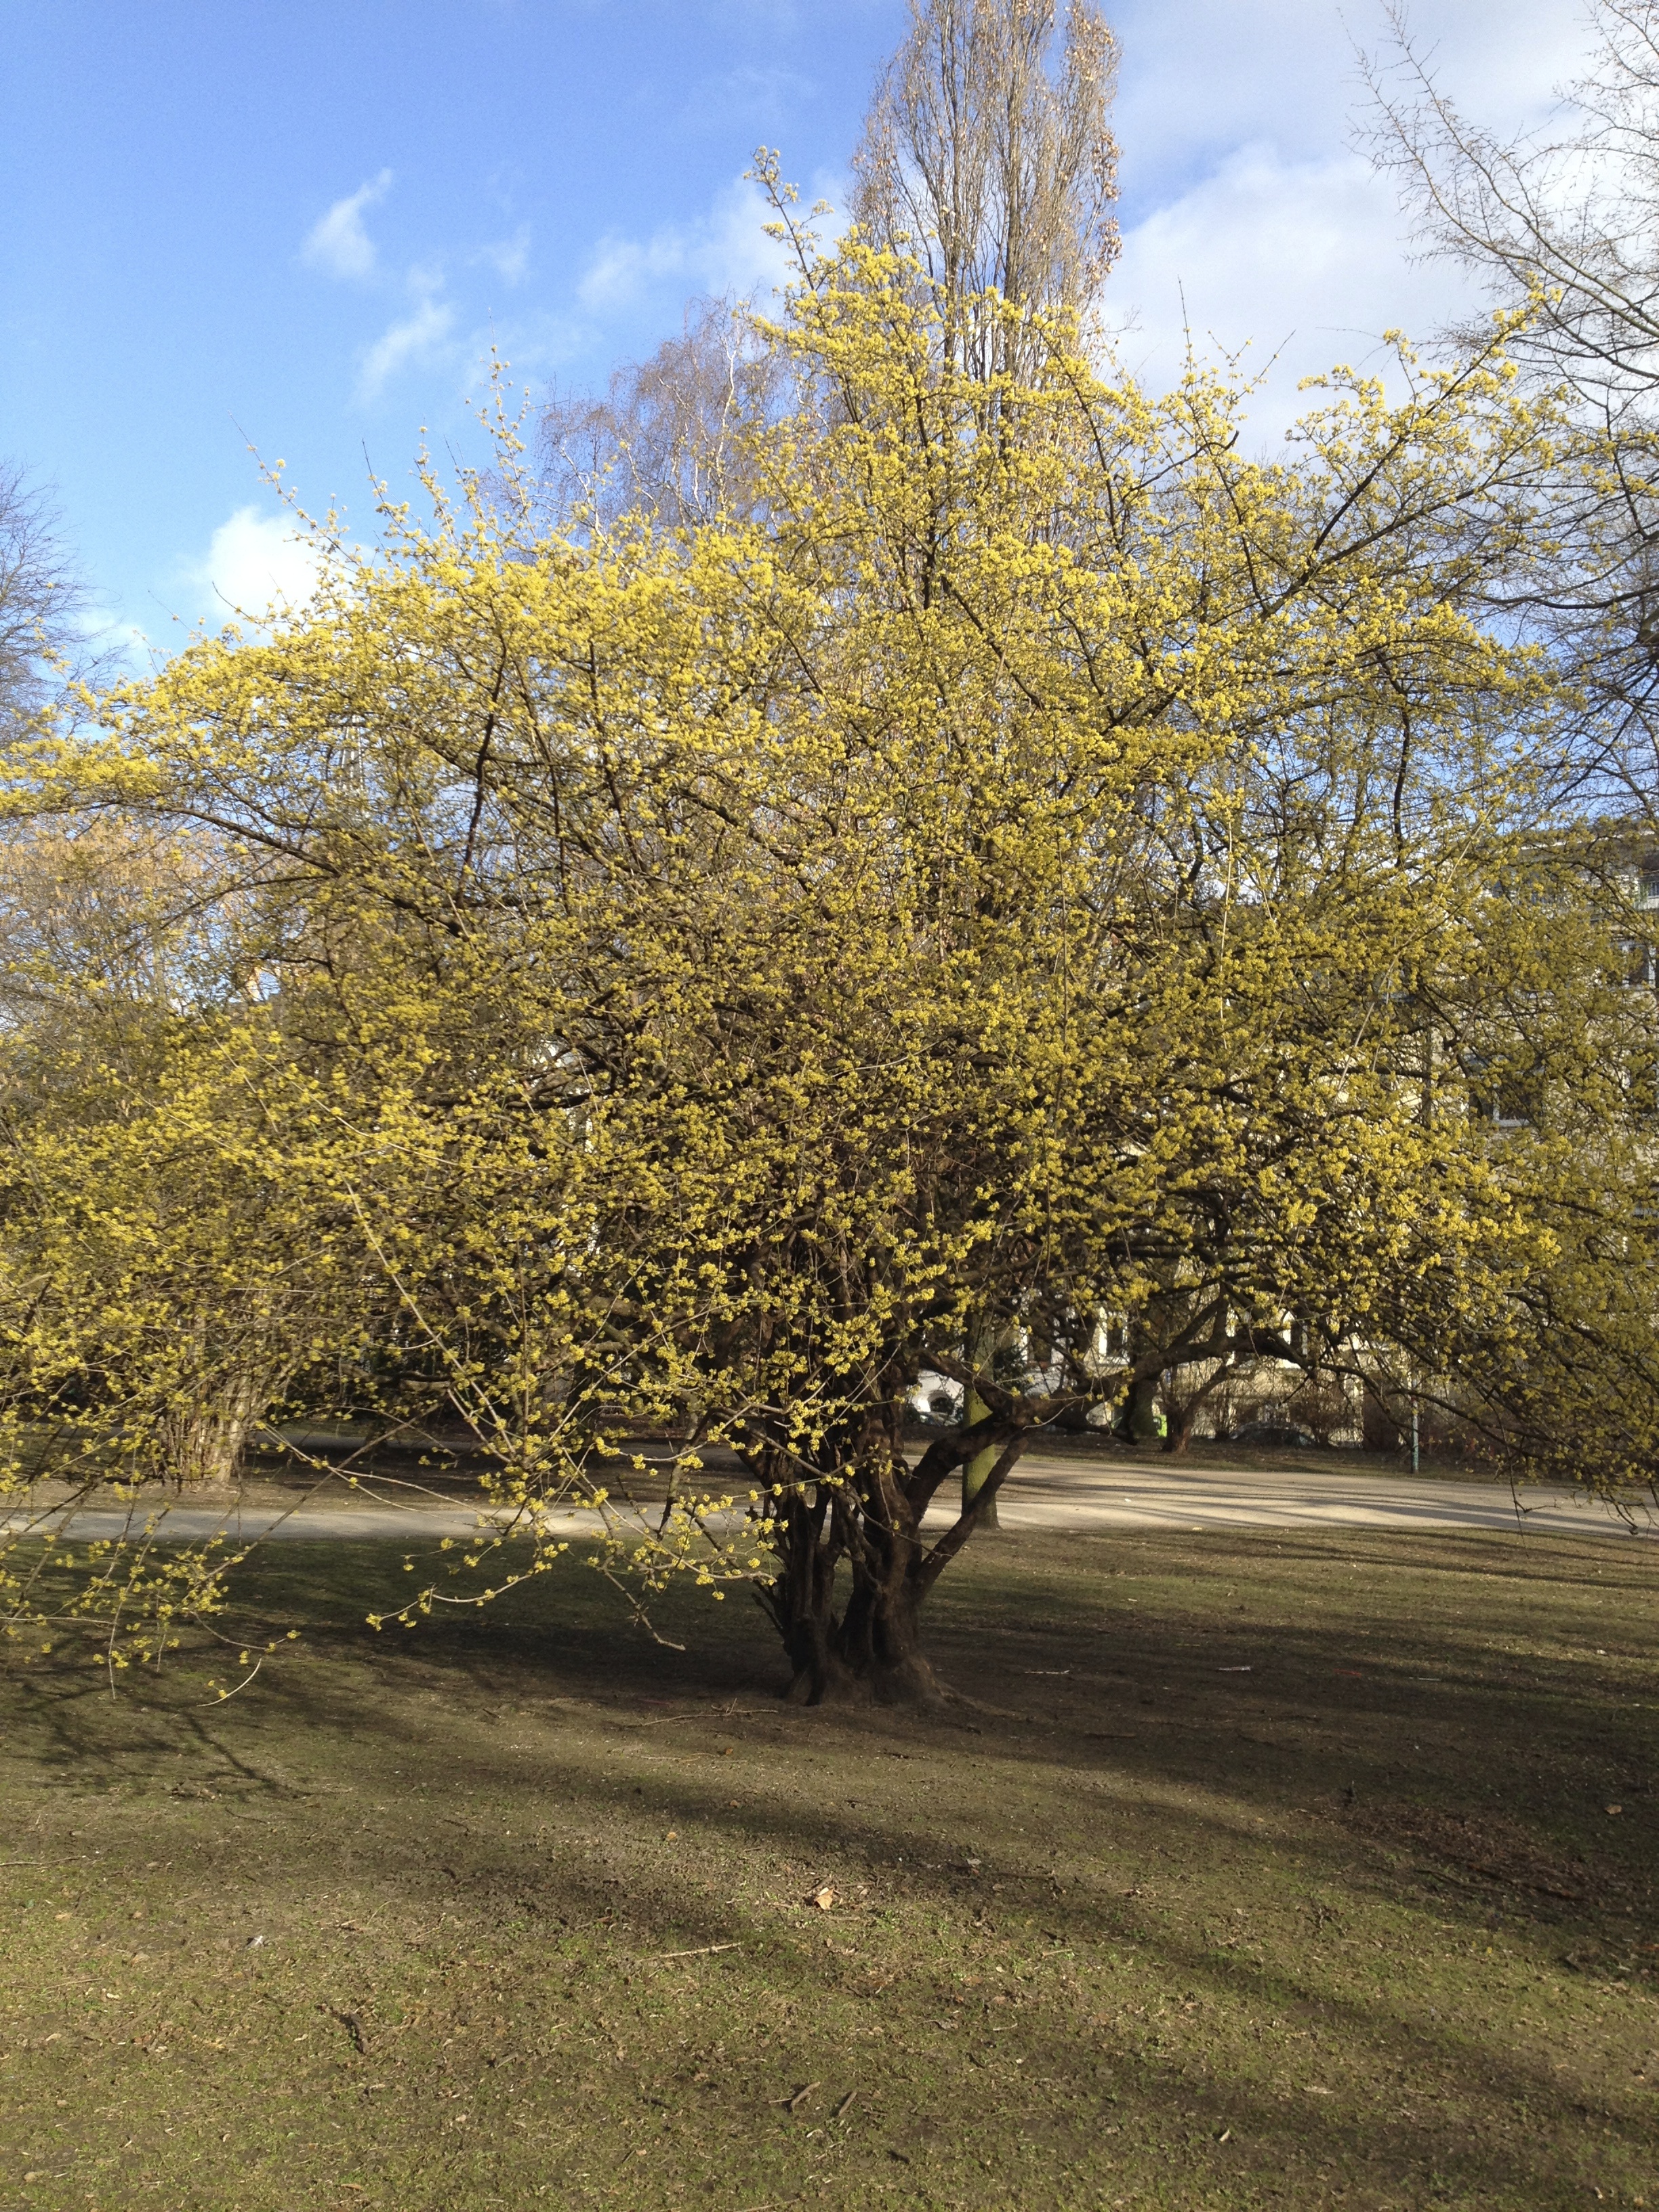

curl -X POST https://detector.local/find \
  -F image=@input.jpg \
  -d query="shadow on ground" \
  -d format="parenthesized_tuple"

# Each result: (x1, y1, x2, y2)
(1, 1527, 1654, 2211)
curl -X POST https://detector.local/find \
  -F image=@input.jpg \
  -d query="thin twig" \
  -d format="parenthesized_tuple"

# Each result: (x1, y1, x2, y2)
(616, 1706, 773, 1729)
(190, 1656, 263, 1706)
(651, 1942, 743, 1960)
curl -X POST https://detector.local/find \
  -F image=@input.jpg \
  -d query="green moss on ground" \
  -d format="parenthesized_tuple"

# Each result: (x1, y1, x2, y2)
(1, 1527, 1656, 2210)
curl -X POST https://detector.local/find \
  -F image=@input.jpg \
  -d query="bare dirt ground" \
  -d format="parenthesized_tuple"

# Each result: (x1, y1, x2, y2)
(1, 1526, 1655, 2209)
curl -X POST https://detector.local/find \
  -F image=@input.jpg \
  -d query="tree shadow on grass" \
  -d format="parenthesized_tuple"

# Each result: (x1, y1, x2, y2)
(3, 1525, 1656, 2208)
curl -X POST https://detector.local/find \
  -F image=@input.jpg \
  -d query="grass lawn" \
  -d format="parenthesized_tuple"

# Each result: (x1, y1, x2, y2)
(1, 1524, 1655, 2210)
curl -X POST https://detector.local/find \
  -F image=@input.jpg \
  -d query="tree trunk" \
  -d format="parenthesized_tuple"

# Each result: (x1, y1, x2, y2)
(762, 1463, 941, 1706)
(155, 1365, 266, 1489)
(751, 1411, 1031, 1708)
(157, 1404, 251, 1490)
(960, 1316, 1002, 1529)
(1118, 1369, 1162, 1443)
(960, 1401, 1002, 1530)
(813, 1568, 937, 1706)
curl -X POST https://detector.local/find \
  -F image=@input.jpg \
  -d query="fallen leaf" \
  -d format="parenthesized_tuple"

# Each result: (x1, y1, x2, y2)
(813, 1885, 836, 1911)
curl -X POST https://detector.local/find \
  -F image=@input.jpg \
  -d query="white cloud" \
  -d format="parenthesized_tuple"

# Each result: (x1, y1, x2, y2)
(577, 233, 678, 314)
(577, 173, 798, 314)
(357, 283, 458, 401)
(185, 506, 322, 623)
(1109, 144, 1481, 428)
(1110, 0, 1592, 210)
(476, 228, 531, 286)
(1094, 0, 1612, 437)
(302, 169, 393, 282)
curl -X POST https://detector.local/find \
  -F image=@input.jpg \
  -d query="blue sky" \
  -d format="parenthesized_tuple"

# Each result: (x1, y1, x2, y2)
(1, 0, 1592, 656)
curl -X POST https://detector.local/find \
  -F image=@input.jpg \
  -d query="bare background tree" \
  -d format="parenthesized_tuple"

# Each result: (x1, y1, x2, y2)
(536, 295, 783, 531)
(1365, 1, 1659, 825)
(535, 0, 1124, 529)
(1367, 1, 1659, 419)
(852, 0, 1120, 377)
(0, 459, 103, 746)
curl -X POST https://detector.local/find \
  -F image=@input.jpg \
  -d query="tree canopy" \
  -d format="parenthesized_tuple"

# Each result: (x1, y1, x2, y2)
(1, 218, 1653, 1693)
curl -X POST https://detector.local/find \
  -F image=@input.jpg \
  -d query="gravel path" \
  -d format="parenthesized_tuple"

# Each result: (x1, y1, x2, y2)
(6, 1454, 1652, 1542)
(984, 1454, 1654, 1537)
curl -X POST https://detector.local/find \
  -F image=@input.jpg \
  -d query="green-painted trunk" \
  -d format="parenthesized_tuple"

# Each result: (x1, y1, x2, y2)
(961, 1317, 1001, 1528)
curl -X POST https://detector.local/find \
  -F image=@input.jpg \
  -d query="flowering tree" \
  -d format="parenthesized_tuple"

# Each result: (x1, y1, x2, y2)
(2, 234, 1653, 1694)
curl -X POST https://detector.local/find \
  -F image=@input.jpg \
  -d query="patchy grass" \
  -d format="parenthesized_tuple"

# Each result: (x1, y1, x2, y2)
(1, 1526, 1656, 2210)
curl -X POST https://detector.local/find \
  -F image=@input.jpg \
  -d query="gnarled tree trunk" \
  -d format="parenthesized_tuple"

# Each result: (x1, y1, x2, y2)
(751, 1401, 1034, 1705)
(156, 1405, 251, 1490)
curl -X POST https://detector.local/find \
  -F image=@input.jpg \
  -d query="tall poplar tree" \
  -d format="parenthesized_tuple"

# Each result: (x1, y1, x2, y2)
(852, 0, 1120, 380)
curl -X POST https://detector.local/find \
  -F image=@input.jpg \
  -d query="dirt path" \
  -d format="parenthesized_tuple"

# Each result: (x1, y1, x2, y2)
(985, 1452, 1656, 1536)
(7, 1452, 1652, 1542)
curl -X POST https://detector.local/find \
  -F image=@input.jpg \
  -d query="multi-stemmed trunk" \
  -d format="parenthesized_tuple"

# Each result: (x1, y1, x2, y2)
(157, 1405, 251, 1490)
(767, 1469, 937, 1705)
(752, 1406, 1034, 1705)
(155, 1363, 270, 1490)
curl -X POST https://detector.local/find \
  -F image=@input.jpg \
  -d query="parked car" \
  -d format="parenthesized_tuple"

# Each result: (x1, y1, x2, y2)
(1229, 1419, 1320, 1450)
(908, 1369, 965, 1424)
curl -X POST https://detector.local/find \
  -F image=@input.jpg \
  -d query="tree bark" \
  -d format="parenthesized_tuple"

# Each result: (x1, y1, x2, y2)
(960, 1315, 1002, 1528)
(766, 1475, 941, 1706)
(755, 1416, 1032, 1706)
(960, 1395, 1003, 1529)
(157, 1403, 251, 1490)
(1118, 1369, 1162, 1443)
(155, 1364, 268, 1489)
